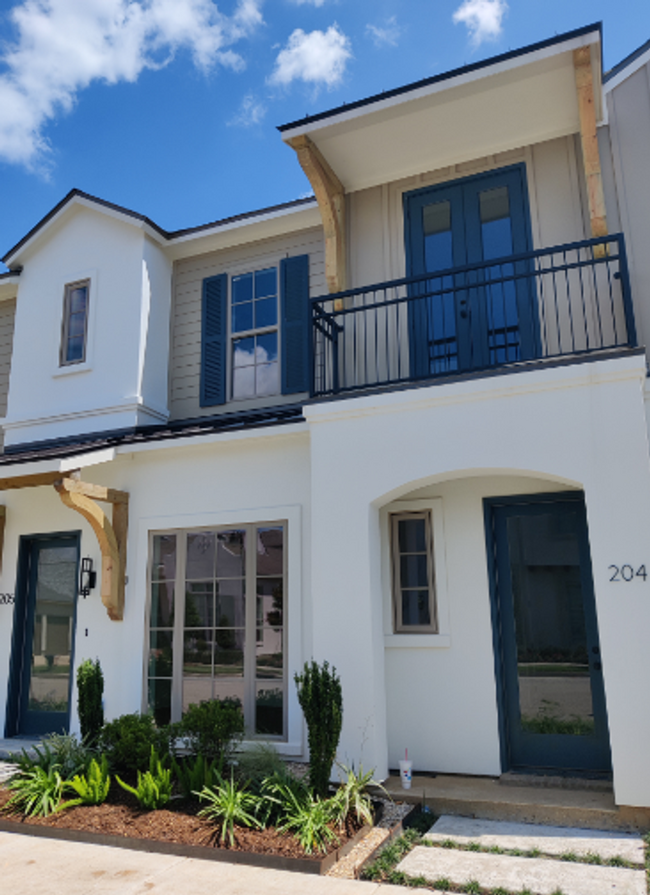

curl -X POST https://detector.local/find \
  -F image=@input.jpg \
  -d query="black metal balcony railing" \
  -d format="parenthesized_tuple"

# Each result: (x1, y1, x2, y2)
(310, 234, 637, 399)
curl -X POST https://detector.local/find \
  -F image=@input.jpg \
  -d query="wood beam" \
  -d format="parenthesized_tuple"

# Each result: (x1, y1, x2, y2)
(0, 471, 72, 491)
(287, 134, 347, 296)
(54, 479, 129, 622)
(574, 47, 608, 252)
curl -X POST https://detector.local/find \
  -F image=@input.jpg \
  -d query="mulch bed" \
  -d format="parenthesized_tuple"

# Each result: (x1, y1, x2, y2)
(0, 785, 362, 862)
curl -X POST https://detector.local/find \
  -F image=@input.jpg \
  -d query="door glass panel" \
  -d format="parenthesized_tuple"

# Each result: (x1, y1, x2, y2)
(479, 187, 520, 364)
(29, 545, 77, 715)
(422, 200, 458, 373)
(507, 512, 595, 736)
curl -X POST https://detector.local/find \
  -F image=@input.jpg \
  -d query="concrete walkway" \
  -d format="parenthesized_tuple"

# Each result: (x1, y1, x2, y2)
(0, 831, 422, 895)
(398, 816, 648, 895)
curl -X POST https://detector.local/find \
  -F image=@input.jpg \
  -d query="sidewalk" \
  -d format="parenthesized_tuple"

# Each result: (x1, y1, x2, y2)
(0, 831, 424, 895)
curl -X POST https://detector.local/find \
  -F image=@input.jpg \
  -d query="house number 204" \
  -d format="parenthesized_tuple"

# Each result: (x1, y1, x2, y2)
(609, 564, 647, 582)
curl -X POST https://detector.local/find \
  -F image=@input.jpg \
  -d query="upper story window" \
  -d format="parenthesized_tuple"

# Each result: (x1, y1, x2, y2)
(199, 255, 309, 408)
(231, 268, 279, 399)
(60, 279, 89, 365)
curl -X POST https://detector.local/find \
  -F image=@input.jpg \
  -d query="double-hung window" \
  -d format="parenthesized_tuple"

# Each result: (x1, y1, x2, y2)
(390, 511, 438, 633)
(231, 268, 279, 399)
(148, 522, 286, 738)
(60, 279, 90, 365)
(200, 255, 310, 407)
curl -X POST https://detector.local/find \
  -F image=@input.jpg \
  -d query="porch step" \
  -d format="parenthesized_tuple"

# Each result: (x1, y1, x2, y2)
(0, 738, 41, 761)
(499, 771, 613, 792)
(397, 846, 646, 895)
(379, 773, 650, 832)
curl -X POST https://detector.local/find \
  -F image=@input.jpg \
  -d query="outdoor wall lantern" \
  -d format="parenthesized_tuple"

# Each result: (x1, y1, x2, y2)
(79, 557, 97, 597)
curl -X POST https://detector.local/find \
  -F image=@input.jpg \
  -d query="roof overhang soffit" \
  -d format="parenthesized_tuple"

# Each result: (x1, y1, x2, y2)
(282, 32, 603, 195)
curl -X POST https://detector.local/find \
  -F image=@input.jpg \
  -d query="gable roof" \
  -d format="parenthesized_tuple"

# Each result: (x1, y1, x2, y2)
(2, 189, 317, 268)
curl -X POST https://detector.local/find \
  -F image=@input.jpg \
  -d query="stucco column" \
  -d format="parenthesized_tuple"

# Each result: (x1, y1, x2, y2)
(307, 423, 389, 779)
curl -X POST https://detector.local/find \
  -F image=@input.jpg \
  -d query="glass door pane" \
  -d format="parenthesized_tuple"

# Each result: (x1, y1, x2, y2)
(23, 541, 78, 733)
(507, 512, 595, 736)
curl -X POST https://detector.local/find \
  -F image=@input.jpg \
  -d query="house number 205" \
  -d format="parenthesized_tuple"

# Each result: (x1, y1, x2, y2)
(609, 564, 647, 582)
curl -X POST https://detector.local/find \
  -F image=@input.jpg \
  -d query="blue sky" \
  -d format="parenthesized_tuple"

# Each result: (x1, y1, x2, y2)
(1, 0, 649, 272)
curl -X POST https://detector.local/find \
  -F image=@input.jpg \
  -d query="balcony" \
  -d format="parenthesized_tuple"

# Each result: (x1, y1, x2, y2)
(310, 234, 637, 399)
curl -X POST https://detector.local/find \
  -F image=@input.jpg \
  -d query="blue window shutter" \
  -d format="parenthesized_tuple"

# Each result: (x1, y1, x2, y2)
(281, 255, 310, 395)
(200, 273, 227, 406)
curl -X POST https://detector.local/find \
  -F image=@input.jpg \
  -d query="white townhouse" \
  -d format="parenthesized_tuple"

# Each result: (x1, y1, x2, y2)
(2, 22, 650, 813)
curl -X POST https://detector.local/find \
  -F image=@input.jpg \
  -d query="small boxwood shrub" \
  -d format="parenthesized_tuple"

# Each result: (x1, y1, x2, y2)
(177, 698, 244, 768)
(98, 713, 169, 774)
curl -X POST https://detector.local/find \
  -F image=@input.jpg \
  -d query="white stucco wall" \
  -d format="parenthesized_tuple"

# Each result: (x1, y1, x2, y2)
(2, 352, 650, 808)
(305, 351, 650, 807)
(4, 206, 171, 447)
(0, 424, 311, 755)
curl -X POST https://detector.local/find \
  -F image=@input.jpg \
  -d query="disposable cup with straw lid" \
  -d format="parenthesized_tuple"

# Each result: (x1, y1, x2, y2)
(399, 748, 413, 790)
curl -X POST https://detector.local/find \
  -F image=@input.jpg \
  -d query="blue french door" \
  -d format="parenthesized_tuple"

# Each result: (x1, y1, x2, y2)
(487, 495, 611, 774)
(404, 165, 538, 377)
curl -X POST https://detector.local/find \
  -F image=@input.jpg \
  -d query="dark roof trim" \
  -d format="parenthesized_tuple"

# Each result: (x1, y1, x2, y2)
(604, 37, 650, 82)
(0, 269, 20, 280)
(2, 189, 318, 265)
(278, 22, 603, 133)
(0, 404, 306, 467)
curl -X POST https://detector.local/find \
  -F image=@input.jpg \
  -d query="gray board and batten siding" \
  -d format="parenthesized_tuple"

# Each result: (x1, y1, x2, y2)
(0, 300, 16, 451)
(170, 227, 326, 422)
(600, 56, 650, 357)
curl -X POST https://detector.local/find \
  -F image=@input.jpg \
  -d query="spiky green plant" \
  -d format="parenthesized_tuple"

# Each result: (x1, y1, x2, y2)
(117, 747, 172, 810)
(262, 772, 339, 854)
(4, 765, 65, 817)
(61, 756, 111, 808)
(197, 773, 263, 846)
(331, 764, 382, 827)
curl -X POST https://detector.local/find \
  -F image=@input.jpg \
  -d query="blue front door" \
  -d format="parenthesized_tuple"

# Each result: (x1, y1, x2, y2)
(487, 494, 611, 774)
(404, 165, 537, 376)
(6, 534, 80, 737)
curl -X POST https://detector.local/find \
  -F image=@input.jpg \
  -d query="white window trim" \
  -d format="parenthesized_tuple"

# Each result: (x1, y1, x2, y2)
(53, 267, 98, 377)
(381, 497, 451, 648)
(227, 259, 282, 405)
(138, 504, 303, 755)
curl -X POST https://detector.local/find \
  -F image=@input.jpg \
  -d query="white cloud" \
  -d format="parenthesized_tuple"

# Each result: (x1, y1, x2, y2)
(228, 93, 267, 127)
(269, 25, 351, 88)
(0, 0, 264, 170)
(366, 16, 401, 48)
(288, 0, 327, 6)
(452, 0, 507, 46)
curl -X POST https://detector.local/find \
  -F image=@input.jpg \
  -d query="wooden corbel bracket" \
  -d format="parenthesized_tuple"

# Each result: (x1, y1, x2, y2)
(287, 133, 347, 297)
(54, 478, 129, 621)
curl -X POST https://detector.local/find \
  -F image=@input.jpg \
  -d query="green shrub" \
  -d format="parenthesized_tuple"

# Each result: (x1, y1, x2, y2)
(172, 754, 220, 799)
(98, 713, 168, 773)
(62, 756, 111, 808)
(14, 734, 88, 779)
(77, 658, 104, 745)
(234, 742, 285, 791)
(4, 765, 65, 817)
(117, 748, 172, 810)
(197, 773, 263, 846)
(294, 660, 342, 798)
(177, 699, 244, 766)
